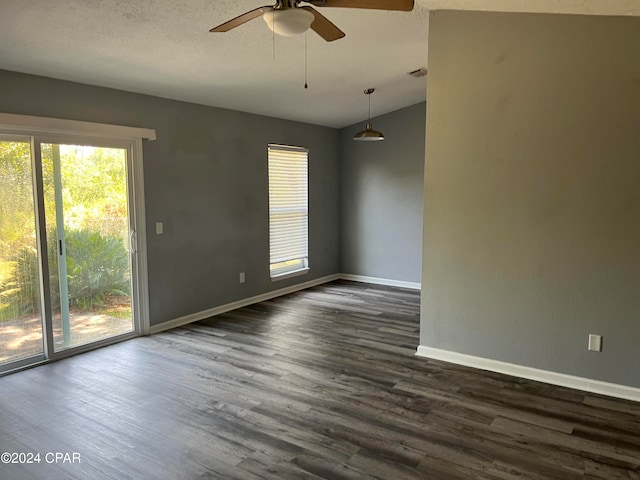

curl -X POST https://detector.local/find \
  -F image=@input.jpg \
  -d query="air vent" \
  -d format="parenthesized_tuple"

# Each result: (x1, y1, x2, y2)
(408, 68, 428, 78)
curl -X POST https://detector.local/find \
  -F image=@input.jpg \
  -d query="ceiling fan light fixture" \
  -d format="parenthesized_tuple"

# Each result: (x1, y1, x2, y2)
(353, 88, 385, 142)
(263, 8, 315, 36)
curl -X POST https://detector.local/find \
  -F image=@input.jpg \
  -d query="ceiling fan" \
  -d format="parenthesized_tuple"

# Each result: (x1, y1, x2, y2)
(210, 0, 414, 42)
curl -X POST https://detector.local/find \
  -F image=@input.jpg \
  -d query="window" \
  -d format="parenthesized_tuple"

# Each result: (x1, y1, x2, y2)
(268, 144, 309, 279)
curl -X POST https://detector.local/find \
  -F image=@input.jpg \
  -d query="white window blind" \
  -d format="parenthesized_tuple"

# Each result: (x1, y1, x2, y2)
(268, 144, 308, 278)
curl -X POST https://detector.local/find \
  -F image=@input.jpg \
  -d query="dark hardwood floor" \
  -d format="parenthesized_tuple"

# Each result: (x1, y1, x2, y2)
(1, 280, 639, 479)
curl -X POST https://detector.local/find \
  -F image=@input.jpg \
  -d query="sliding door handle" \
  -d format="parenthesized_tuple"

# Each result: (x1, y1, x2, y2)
(130, 230, 137, 254)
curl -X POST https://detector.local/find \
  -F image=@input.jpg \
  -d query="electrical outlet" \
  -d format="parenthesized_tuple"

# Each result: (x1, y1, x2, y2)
(239, 272, 245, 284)
(155, 222, 163, 235)
(588, 334, 602, 352)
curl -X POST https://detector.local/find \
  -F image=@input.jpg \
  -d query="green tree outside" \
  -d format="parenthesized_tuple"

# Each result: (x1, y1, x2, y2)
(0, 141, 131, 322)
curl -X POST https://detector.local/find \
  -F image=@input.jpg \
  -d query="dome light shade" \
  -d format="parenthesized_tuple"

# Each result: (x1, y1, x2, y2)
(263, 8, 315, 36)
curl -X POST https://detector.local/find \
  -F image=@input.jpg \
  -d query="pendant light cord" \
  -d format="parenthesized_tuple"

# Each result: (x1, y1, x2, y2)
(304, 30, 308, 89)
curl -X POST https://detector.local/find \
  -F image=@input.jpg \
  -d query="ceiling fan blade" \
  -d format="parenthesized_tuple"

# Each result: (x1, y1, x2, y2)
(210, 6, 273, 32)
(301, 6, 345, 42)
(306, 0, 414, 11)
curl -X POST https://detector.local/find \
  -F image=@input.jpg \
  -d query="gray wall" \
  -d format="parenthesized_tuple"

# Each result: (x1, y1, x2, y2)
(339, 103, 425, 283)
(0, 69, 340, 326)
(422, 11, 640, 387)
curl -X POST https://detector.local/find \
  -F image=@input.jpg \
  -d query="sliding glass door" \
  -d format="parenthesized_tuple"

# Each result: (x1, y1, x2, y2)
(0, 137, 44, 365)
(1, 135, 141, 372)
(42, 143, 135, 352)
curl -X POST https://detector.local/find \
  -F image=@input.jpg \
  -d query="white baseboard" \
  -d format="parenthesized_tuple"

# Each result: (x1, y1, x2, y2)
(416, 346, 640, 403)
(150, 272, 420, 334)
(339, 274, 421, 290)
(149, 274, 340, 334)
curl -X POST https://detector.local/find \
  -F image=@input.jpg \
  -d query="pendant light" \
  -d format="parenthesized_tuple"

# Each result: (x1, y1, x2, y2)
(353, 88, 384, 142)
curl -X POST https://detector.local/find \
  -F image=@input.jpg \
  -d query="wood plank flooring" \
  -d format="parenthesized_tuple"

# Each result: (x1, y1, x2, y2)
(1, 280, 639, 479)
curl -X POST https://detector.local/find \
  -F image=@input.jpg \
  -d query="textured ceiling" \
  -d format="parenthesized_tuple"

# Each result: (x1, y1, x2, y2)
(0, 0, 638, 128)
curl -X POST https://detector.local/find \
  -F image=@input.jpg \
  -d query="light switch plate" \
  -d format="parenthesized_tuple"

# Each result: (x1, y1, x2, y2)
(588, 334, 602, 352)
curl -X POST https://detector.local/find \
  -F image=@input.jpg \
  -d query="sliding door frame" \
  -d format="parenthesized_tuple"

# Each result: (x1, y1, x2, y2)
(0, 134, 48, 369)
(0, 113, 153, 374)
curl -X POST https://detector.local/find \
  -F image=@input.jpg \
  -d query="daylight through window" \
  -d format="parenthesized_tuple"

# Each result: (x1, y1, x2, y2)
(268, 144, 308, 279)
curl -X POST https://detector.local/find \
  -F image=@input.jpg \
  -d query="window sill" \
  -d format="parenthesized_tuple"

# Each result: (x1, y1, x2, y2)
(270, 268, 310, 282)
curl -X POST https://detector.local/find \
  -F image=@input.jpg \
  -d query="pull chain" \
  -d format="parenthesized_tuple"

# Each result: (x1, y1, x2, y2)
(304, 30, 308, 89)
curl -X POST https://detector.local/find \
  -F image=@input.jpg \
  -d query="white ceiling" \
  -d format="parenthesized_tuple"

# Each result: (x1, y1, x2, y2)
(0, 0, 638, 128)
